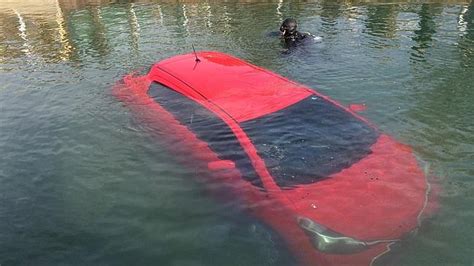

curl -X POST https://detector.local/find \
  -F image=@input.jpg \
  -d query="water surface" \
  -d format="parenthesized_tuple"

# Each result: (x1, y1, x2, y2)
(1, 1, 473, 265)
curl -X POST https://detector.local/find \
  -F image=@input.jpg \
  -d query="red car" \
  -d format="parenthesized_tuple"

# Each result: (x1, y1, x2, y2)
(114, 51, 437, 266)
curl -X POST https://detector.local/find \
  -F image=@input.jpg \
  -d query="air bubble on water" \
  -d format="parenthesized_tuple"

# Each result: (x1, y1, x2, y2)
(250, 224, 257, 233)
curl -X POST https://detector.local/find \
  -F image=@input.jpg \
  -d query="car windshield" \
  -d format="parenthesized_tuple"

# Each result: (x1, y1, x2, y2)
(240, 95, 379, 188)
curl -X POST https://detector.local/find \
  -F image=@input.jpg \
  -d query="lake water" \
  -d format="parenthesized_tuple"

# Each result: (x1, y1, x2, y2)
(0, 1, 473, 265)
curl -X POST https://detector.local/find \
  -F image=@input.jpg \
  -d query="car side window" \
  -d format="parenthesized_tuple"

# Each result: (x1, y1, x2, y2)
(148, 82, 263, 188)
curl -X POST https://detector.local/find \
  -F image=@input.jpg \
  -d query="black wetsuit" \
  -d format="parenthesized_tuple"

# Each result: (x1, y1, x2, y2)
(282, 31, 312, 48)
(284, 31, 310, 42)
(279, 18, 314, 50)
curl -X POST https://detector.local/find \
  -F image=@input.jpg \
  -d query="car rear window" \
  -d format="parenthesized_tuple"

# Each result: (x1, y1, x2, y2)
(240, 95, 379, 188)
(147, 82, 263, 188)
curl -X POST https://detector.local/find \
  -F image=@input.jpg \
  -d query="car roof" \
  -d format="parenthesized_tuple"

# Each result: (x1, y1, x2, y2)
(149, 51, 312, 123)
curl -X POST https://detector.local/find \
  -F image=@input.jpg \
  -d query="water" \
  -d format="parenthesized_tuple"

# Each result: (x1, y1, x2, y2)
(0, 1, 473, 265)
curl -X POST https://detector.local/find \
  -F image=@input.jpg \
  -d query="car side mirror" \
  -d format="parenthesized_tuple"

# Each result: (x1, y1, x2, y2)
(348, 104, 367, 113)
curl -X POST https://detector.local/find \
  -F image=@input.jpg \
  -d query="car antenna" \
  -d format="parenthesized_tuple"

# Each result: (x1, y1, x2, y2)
(192, 44, 201, 63)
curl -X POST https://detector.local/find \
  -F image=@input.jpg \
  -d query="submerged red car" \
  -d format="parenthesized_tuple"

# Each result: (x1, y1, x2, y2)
(114, 51, 436, 265)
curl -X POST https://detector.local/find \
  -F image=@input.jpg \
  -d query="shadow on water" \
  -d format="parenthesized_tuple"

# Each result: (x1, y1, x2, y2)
(89, 6, 110, 59)
(365, 4, 399, 37)
(364, 3, 400, 49)
(319, 0, 344, 36)
(410, 4, 443, 62)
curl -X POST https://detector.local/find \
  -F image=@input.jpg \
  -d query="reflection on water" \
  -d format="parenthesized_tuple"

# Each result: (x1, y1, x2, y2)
(365, 4, 398, 39)
(0, 1, 473, 266)
(2, 0, 471, 64)
(411, 4, 441, 62)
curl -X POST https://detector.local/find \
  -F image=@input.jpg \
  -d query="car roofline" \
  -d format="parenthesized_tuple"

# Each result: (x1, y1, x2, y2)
(154, 51, 377, 128)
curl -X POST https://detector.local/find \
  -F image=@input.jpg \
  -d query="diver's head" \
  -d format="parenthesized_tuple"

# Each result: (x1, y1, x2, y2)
(280, 18, 298, 37)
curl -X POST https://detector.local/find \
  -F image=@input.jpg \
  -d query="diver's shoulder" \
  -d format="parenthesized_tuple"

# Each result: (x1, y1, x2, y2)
(301, 31, 315, 37)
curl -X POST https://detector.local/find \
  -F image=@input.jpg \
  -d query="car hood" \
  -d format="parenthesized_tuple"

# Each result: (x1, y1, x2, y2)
(283, 134, 431, 241)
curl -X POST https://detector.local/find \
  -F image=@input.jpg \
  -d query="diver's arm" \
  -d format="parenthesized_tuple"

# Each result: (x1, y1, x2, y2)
(303, 32, 315, 38)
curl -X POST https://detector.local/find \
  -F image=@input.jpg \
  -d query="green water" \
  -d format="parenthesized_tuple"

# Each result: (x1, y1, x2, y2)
(0, 1, 473, 265)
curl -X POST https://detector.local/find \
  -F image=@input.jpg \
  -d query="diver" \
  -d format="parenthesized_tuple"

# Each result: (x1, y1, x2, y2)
(280, 18, 315, 46)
